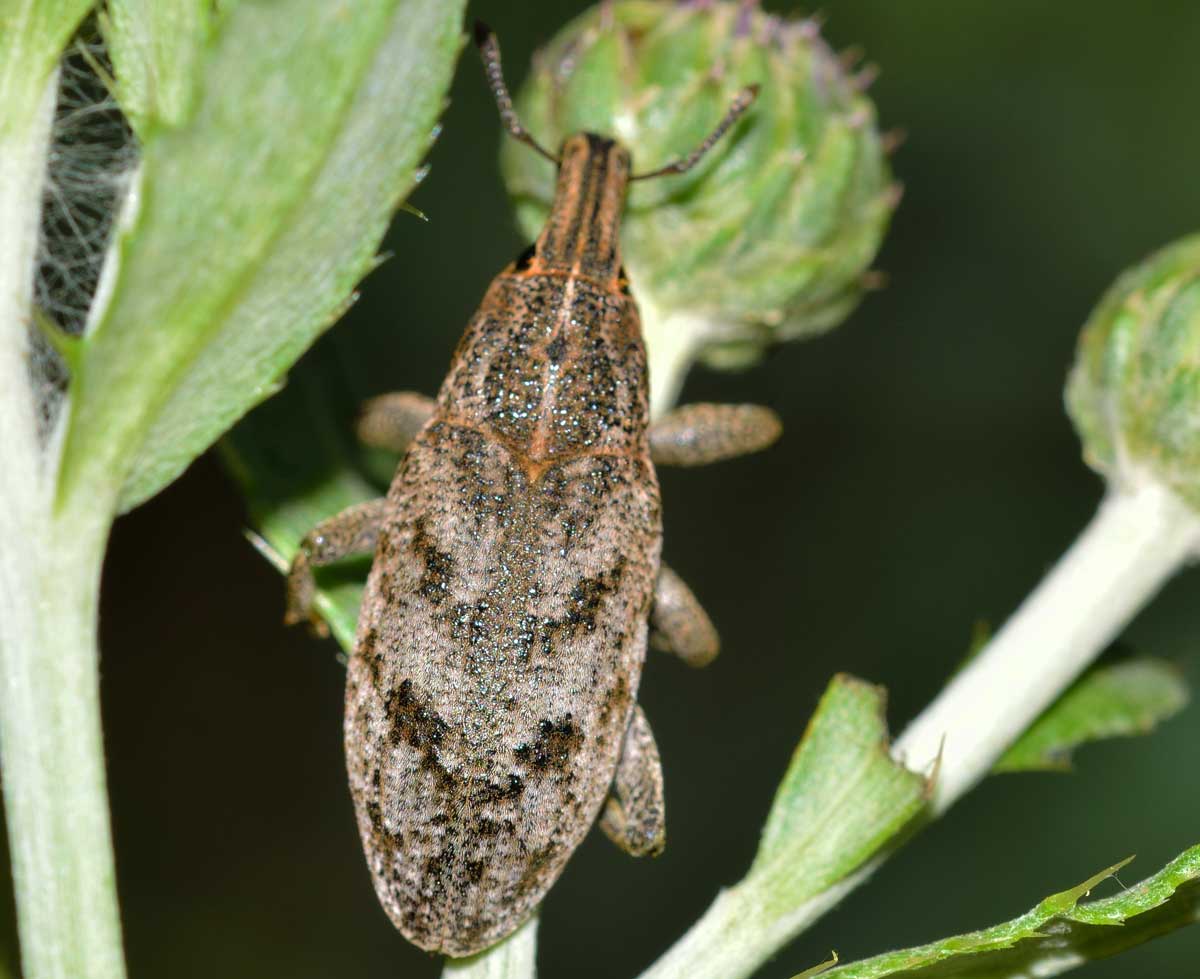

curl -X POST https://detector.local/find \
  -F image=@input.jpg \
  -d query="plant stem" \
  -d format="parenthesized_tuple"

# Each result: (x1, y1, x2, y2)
(639, 864, 870, 979)
(640, 479, 1200, 979)
(0, 66, 127, 979)
(0, 515, 126, 979)
(894, 479, 1200, 812)
(443, 917, 539, 979)
(636, 286, 702, 419)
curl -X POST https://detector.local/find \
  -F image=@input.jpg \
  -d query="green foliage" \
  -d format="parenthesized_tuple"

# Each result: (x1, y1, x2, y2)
(222, 358, 377, 652)
(1066, 232, 1200, 508)
(751, 675, 928, 887)
(812, 846, 1200, 978)
(0, 0, 94, 135)
(100, 0, 210, 133)
(55, 0, 466, 516)
(996, 659, 1189, 773)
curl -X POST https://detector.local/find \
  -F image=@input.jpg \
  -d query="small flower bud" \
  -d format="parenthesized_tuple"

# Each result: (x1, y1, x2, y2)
(1066, 233, 1200, 505)
(499, 1, 897, 406)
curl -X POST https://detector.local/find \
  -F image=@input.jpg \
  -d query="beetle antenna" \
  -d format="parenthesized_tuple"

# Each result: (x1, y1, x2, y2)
(631, 84, 760, 181)
(474, 22, 560, 167)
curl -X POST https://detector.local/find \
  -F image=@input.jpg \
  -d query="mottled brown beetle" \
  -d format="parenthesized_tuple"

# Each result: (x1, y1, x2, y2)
(284, 25, 781, 957)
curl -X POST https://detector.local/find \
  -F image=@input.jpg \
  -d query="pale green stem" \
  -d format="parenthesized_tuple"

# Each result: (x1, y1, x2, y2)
(443, 917, 539, 979)
(894, 478, 1200, 810)
(639, 479, 1200, 979)
(640, 864, 868, 979)
(0, 67, 128, 979)
(636, 286, 703, 420)
(0, 77, 54, 511)
(0, 512, 125, 979)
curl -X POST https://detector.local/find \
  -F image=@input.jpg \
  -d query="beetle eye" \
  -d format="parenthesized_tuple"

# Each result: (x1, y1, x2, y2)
(512, 243, 537, 272)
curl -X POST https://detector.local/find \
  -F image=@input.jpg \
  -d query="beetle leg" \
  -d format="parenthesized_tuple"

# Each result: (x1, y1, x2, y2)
(650, 563, 719, 668)
(648, 402, 782, 467)
(285, 498, 389, 636)
(599, 705, 666, 857)
(356, 391, 437, 453)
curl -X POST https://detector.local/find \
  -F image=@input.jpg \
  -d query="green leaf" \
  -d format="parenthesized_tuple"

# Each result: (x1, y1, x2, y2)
(101, 0, 211, 133)
(995, 659, 1189, 773)
(221, 355, 377, 652)
(54, 0, 466, 518)
(0, 0, 94, 134)
(751, 674, 929, 888)
(814, 845, 1200, 978)
(640, 676, 929, 979)
(794, 952, 840, 979)
(32, 307, 81, 371)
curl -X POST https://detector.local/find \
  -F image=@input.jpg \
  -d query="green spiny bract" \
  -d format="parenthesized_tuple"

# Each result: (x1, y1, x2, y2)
(499, 0, 898, 372)
(1066, 233, 1200, 507)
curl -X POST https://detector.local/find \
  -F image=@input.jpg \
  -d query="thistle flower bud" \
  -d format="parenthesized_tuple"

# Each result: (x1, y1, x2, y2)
(499, 1, 898, 408)
(1066, 233, 1200, 507)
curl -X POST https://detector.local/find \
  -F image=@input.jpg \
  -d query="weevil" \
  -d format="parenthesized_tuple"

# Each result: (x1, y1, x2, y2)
(284, 25, 781, 957)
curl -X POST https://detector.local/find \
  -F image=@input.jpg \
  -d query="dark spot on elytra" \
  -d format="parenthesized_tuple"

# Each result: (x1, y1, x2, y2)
(530, 555, 628, 657)
(424, 844, 456, 887)
(514, 715, 584, 772)
(399, 905, 422, 931)
(474, 773, 525, 803)
(412, 517, 454, 606)
(376, 565, 399, 608)
(565, 557, 627, 632)
(361, 629, 383, 687)
(537, 617, 564, 658)
(385, 679, 454, 788)
(364, 770, 385, 831)
(386, 679, 446, 749)
(597, 675, 631, 726)
(464, 859, 485, 884)
(546, 334, 566, 363)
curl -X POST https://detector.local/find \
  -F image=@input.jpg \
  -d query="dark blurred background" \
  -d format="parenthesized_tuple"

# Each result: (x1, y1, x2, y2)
(22, 1, 1200, 976)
